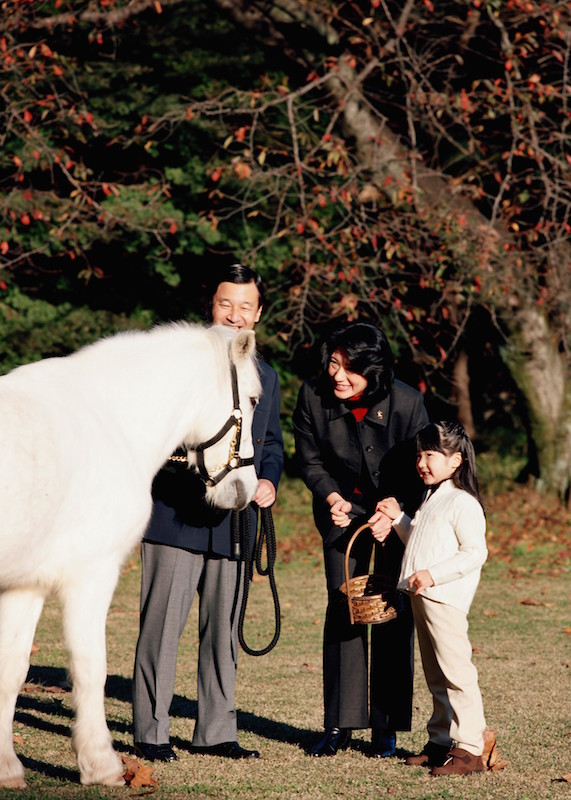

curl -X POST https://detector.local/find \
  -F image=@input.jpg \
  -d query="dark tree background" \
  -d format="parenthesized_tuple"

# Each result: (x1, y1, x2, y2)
(1, 0, 569, 499)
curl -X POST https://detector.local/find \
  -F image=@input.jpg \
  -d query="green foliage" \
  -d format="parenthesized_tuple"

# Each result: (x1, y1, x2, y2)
(0, 286, 151, 374)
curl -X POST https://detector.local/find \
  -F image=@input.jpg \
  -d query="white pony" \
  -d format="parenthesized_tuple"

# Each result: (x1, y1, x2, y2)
(0, 322, 261, 788)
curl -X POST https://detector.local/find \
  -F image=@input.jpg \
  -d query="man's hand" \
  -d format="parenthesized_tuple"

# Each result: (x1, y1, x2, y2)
(253, 478, 276, 508)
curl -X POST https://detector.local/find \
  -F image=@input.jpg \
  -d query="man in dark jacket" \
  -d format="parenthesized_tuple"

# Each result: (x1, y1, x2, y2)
(132, 265, 283, 762)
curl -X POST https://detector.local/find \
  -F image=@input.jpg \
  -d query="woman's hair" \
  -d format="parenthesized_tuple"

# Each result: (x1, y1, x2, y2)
(416, 421, 484, 508)
(320, 322, 394, 402)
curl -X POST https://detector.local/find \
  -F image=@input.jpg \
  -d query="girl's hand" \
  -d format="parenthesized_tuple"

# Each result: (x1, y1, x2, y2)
(368, 509, 393, 542)
(328, 496, 352, 528)
(375, 497, 401, 520)
(407, 569, 435, 595)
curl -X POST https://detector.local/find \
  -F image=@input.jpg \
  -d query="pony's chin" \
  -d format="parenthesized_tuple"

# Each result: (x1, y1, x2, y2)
(205, 469, 257, 511)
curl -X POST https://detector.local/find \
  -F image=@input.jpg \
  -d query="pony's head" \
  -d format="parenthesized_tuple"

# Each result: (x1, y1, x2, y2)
(186, 326, 261, 511)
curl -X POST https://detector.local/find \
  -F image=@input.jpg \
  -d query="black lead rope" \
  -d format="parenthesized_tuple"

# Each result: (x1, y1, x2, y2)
(231, 507, 281, 657)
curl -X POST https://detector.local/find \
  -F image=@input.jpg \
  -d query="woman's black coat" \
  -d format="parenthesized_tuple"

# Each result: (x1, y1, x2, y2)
(293, 376, 429, 545)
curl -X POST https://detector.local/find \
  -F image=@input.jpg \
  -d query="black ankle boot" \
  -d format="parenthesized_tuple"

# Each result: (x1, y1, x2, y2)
(309, 727, 351, 757)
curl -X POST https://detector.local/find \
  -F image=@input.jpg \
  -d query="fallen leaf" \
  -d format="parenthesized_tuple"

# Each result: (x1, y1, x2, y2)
(20, 682, 68, 694)
(483, 610, 498, 617)
(13, 735, 24, 745)
(122, 755, 158, 789)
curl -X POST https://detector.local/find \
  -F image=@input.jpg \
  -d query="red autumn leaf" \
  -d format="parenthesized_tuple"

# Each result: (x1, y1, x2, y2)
(210, 167, 222, 182)
(234, 161, 252, 180)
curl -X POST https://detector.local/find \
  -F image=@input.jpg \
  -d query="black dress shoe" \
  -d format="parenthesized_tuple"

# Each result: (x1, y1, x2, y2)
(190, 741, 260, 759)
(309, 727, 351, 757)
(134, 742, 178, 762)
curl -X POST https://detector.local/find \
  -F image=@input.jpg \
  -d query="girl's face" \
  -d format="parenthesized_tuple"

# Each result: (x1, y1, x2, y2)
(416, 449, 462, 485)
(328, 349, 368, 401)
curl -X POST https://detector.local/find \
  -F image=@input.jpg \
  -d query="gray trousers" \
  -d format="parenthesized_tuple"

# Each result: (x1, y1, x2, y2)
(132, 541, 243, 746)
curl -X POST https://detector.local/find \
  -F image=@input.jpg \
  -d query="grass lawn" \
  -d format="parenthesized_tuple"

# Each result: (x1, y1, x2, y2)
(5, 477, 571, 799)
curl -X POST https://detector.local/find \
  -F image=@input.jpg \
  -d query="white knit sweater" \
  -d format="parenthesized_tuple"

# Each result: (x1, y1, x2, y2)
(393, 480, 487, 613)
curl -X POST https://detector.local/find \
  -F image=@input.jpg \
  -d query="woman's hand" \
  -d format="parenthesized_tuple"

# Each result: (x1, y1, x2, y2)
(367, 509, 393, 542)
(326, 493, 352, 528)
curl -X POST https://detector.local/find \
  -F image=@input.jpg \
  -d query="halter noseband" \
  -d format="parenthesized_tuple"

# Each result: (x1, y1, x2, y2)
(192, 360, 255, 487)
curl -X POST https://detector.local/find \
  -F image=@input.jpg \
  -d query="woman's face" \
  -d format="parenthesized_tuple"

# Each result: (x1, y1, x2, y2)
(328, 349, 368, 401)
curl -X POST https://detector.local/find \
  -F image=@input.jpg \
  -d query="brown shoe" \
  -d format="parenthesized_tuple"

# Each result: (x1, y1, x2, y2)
(430, 747, 485, 776)
(405, 741, 449, 767)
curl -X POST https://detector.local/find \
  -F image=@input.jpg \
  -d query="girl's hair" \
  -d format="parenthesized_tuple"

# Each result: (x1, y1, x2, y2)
(416, 421, 484, 508)
(320, 322, 394, 402)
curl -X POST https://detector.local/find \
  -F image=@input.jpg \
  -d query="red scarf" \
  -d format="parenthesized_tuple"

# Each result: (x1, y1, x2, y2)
(346, 392, 369, 495)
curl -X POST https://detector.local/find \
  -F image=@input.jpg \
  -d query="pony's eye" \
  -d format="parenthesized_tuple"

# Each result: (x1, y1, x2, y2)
(250, 397, 259, 409)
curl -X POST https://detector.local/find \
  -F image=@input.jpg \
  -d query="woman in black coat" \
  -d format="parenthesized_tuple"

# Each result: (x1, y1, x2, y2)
(293, 322, 429, 757)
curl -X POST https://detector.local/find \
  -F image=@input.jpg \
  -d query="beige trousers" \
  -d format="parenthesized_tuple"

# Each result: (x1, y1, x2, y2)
(411, 594, 486, 756)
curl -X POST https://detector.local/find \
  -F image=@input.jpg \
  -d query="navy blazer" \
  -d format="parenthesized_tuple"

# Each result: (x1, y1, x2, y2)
(293, 377, 428, 544)
(144, 360, 283, 558)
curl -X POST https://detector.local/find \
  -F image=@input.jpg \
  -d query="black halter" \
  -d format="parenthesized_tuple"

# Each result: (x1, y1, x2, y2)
(193, 361, 255, 487)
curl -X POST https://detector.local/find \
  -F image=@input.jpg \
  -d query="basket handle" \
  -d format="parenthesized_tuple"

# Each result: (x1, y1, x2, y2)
(343, 522, 376, 625)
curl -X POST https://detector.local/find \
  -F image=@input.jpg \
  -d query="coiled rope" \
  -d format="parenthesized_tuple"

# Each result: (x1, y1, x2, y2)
(231, 507, 281, 656)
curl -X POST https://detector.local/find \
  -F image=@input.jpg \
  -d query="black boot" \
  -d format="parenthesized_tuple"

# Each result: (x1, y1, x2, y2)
(309, 727, 351, 757)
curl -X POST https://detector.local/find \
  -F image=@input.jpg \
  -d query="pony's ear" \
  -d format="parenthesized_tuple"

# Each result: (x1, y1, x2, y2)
(230, 329, 256, 362)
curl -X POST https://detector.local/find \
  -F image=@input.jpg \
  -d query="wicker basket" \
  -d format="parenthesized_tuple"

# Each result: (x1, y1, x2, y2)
(339, 523, 399, 625)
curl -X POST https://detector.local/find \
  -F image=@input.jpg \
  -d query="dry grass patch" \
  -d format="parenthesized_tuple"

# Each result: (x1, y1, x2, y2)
(4, 478, 570, 799)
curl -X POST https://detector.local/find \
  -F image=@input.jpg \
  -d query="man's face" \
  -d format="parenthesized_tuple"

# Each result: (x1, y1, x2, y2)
(211, 281, 262, 331)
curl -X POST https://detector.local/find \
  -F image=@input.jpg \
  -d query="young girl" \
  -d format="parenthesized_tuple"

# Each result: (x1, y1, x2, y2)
(371, 421, 489, 776)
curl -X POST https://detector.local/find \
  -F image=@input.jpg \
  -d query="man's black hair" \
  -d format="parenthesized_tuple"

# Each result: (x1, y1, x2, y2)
(208, 263, 264, 308)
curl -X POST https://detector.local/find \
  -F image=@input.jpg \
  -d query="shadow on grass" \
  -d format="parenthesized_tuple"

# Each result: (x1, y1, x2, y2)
(18, 665, 321, 764)
(18, 755, 79, 784)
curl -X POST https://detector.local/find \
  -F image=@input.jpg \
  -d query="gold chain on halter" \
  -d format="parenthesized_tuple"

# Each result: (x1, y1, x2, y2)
(168, 415, 242, 474)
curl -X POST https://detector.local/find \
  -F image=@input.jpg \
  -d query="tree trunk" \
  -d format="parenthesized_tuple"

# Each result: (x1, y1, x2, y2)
(452, 349, 476, 441)
(501, 308, 571, 503)
(210, 0, 571, 499)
